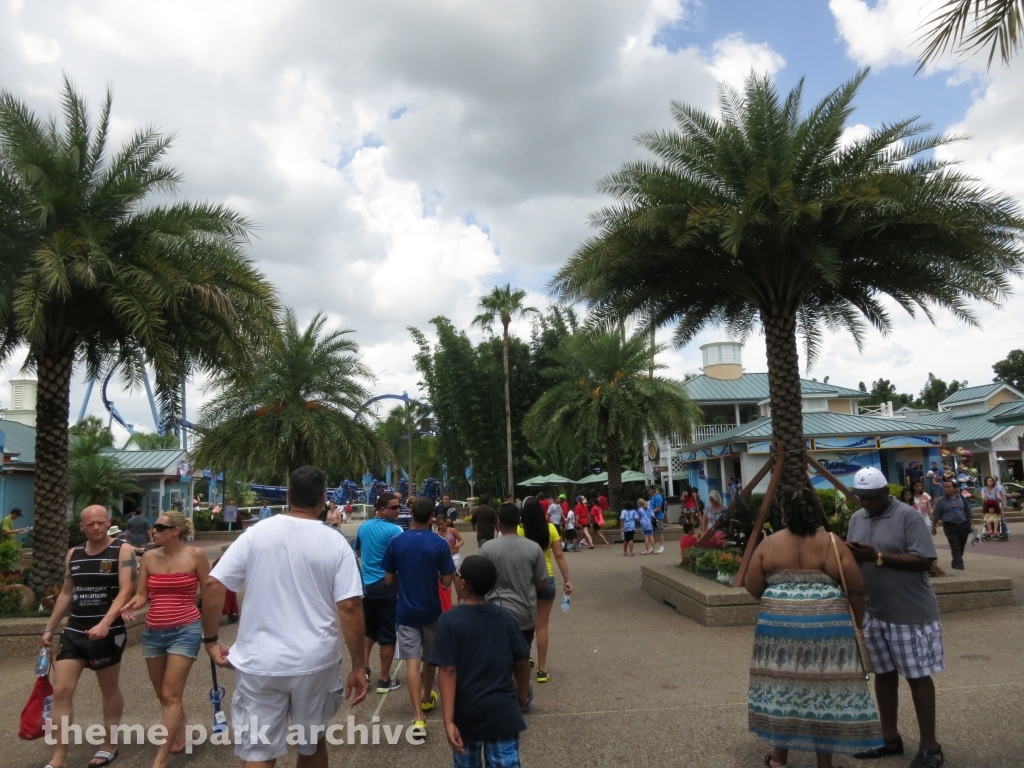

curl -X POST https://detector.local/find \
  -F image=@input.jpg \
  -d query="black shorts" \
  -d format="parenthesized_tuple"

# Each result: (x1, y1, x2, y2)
(521, 627, 535, 647)
(552, 523, 563, 537)
(57, 626, 126, 671)
(564, 529, 577, 541)
(363, 595, 398, 646)
(622, 530, 635, 542)
(589, 522, 600, 532)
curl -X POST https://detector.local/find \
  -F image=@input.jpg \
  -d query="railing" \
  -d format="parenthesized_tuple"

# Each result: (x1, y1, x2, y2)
(857, 401, 894, 418)
(669, 424, 739, 448)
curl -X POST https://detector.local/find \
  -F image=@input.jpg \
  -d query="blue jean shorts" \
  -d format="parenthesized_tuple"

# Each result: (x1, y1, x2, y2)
(453, 736, 520, 768)
(536, 576, 556, 601)
(142, 620, 202, 659)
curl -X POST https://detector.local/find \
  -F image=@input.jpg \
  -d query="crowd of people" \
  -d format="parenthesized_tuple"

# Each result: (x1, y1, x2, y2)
(30, 462, 1003, 768)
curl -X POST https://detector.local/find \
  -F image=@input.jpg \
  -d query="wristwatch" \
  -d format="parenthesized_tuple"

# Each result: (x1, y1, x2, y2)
(876, 551, 884, 567)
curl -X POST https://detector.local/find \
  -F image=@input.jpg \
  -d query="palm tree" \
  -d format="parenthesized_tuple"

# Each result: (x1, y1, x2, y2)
(377, 401, 431, 491)
(552, 72, 1024, 495)
(68, 436, 140, 510)
(124, 431, 181, 450)
(0, 77, 278, 593)
(472, 284, 538, 495)
(192, 309, 389, 480)
(919, 0, 1023, 70)
(523, 327, 698, 513)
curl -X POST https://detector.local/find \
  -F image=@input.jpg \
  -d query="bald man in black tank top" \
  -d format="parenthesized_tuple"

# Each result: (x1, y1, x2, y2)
(41, 505, 136, 768)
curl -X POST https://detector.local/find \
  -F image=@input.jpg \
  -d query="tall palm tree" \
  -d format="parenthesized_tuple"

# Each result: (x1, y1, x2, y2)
(0, 77, 277, 592)
(552, 72, 1024, 495)
(68, 432, 140, 510)
(192, 309, 389, 479)
(919, 0, 1023, 70)
(523, 327, 698, 513)
(472, 284, 538, 495)
(377, 401, 431, 490)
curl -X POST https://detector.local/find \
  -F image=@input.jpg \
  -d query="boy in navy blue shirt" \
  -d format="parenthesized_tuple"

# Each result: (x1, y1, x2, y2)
(430, 555, 531, 767)
(383, 496, 455, 732)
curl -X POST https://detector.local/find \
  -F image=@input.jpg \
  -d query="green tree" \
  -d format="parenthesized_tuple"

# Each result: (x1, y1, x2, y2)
(917, 372, 966, 410)
(124, 431, 181, 450)
(376, 401, 431, 489)
(919, 0, 1023, 70)
(68, 416, 114, 449)
(472, 285, 538, 495)
(523, 328, 698, 513)
(68, 428, 139, 509)
(862, 378, 915, 409)
(993, 349, 1024, 390)
(552, 72, 1024, 495)
(193, 309, 388, 479)
(0, 78, 277, 593)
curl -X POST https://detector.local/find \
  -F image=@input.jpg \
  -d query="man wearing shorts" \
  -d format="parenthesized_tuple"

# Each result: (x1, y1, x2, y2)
(846, 467, 945, 768)
(203, 466, 368, 765)
(383, 496, 455, 732)
(353, 492, 403, 693)
(648, 486, 666, 553)
(41, 505, 136, 768)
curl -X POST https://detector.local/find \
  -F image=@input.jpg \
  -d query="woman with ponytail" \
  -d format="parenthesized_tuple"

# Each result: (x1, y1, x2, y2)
(122, 510, 211, 765)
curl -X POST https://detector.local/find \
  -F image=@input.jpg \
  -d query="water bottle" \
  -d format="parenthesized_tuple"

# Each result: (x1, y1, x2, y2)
(560, 595, 570, 612)
(35, 648, 50, 677)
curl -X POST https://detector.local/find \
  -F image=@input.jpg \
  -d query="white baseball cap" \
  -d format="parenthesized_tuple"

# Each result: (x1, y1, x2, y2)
(851, 467, 889, 497)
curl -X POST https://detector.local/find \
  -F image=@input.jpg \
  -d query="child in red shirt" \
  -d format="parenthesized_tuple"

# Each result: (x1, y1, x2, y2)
(678, 523, 699, 565)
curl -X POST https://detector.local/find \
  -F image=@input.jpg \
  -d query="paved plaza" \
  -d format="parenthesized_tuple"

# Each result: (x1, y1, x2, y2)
(4, 527, 1024, 768)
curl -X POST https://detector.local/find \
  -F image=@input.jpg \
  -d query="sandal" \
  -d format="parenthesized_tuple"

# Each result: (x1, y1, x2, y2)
(87, 750, 119, 768)
(763, 752, 785, 767)
(853, 735, 904, 759)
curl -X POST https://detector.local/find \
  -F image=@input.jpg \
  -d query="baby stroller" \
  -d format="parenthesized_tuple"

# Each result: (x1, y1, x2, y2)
(977, 499, 1009, 542)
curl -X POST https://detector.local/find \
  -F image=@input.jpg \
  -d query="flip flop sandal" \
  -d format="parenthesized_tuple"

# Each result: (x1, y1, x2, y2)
(87, 750, 119, 768)
(763, 753, 785, 767)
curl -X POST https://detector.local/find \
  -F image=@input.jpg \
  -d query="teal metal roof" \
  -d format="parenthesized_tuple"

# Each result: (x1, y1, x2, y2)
(991, 401, 1024, 424)
(0, 420, 36, 466)
(940, 382, 1016, 406)
(101, 448, 187, 473)
(913, 401, 1022, 443)
(682, 373, 868, 404)
(687, 411, 950, 450)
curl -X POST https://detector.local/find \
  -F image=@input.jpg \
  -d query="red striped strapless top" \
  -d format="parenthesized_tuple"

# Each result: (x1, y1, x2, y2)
(146, 572, 201, 629)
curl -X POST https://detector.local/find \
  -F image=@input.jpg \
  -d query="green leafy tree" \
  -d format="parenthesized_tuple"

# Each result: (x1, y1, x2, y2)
(917, 372, 966, 410)
(0, 78, 277, 593)
(376, 401, 431, 489)
(993, 349, 1024, 390)
(124, 431, 181, 450)
(68, 428, 139, 509)
(68, 416, 114, 449)
(552, 72, 1024, 495)
(192, 309, 388, 479)
(523, 328, 698, 513)
(862, 378, 915, 409)
(919, 0, 1023, 71)
(472, 285, 538, 494)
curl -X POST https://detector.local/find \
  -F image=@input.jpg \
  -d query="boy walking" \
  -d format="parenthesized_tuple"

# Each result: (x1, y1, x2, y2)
(430, 555, 531, 768)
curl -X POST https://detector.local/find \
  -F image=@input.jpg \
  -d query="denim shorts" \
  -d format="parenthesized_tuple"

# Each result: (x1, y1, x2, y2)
(142, 620, 202, 659)
(536, 576, 556, 601)
(453, 736, 521, 768)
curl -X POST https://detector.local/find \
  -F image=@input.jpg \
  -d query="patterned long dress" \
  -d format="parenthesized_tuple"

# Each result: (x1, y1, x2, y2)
(748, 570, 883, 755)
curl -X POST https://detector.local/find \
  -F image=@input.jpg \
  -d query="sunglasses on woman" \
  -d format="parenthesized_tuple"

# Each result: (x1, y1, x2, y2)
(152, 523, 177, 533)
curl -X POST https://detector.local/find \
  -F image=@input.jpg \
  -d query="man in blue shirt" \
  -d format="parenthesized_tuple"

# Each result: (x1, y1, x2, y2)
(258, 503, 272, 521)
(383, 496, 455, 732)
(354, 493, 403, 693)
(648, 485, 666, 553)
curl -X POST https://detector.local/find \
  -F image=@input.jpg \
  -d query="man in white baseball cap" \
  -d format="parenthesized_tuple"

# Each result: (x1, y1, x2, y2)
(845, 467, 945, 768)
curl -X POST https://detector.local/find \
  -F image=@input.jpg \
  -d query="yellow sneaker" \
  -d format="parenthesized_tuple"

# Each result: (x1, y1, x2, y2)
(420, 690, 438, 713)
(412, 719, 426, 731)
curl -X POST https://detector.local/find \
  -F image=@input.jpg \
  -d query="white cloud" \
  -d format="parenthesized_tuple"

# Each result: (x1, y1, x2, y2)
(829, 0, 924, 68)
(708, 32, 786, 88)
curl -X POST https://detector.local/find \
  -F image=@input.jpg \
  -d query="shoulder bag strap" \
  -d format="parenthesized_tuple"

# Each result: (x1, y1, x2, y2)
(830, 533, 871, 679)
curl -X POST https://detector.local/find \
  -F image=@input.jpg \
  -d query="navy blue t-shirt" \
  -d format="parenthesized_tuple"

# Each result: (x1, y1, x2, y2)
(382, 528, 455, 627)
(428, 602, 530, 742)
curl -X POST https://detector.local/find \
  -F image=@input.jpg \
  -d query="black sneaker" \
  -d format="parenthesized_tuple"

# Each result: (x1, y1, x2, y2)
(375, 677, 402, 694)
(853, 735, 904, 759)
(909, 746, 944, 768)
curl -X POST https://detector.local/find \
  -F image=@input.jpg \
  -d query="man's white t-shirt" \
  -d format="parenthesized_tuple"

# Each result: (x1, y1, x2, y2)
(210, 514, 362, 676)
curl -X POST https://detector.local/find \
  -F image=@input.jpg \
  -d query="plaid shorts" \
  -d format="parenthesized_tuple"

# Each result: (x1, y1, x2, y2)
(863, 615, 944, 679)
(453, 736, 520, 768)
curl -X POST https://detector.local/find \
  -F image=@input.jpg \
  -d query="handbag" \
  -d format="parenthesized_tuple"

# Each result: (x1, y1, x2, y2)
(829, 533, 872, 680)
(19, 665, 54, 740)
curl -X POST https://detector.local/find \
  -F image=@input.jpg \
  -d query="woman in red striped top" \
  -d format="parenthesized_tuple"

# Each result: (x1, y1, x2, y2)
(121, 511, 210, 767)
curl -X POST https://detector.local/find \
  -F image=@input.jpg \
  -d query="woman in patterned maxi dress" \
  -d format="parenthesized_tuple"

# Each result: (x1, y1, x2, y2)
(745, 488, 882, 768)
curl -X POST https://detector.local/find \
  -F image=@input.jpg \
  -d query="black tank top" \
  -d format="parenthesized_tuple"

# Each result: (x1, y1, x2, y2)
(67, 541, 125, 633)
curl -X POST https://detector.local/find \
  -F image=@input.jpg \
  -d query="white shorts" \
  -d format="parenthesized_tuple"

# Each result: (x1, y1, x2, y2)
(230, 665, 344, 762)
(863, 616, 944, 680)
(395, 623, 437, 661)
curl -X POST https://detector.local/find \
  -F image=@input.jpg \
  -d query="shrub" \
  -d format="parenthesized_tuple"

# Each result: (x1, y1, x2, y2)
(192, 508, 217, 532)
(68, 517, 86, 548)
(0, 586, 23, 617)
(0, 537, 22, 572)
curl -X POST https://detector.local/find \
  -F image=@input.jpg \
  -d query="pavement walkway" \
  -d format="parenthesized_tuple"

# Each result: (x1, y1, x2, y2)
(4, 531, 1024, 767)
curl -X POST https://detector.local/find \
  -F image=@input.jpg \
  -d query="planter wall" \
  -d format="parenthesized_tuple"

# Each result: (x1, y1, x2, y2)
(0, 607, 150, 658)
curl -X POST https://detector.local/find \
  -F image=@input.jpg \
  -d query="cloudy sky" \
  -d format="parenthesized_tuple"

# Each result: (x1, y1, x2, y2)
(2, 0, 1023, 440)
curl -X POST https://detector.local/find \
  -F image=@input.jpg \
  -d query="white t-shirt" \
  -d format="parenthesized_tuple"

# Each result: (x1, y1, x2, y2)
(564, 510, 576, 530)
(210, 514, 362, 676)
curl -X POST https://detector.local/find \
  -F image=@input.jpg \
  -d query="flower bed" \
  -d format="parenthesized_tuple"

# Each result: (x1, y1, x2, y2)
(681, 546, 743, 585)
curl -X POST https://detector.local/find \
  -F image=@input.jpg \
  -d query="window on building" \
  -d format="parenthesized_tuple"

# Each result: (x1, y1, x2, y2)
(802, 398, 829, 413)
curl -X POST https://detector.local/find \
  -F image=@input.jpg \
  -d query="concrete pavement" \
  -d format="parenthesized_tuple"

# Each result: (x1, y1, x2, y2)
(4, 534, 1024, 767)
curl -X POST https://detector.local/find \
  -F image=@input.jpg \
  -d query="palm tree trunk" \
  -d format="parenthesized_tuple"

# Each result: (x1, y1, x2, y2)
(762, 310, 809, 496)
(502, 322, 514, 496)
(606, 431, 623, 514)
(28, 349, 74, 596)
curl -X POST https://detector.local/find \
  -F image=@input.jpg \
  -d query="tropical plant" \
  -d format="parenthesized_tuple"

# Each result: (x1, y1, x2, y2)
(192, 309, 388, 479)
(523, 327, 698, 513)
(472, 284, 538, 494)
(68, 416, 115, 448)
(68, 451, 140, 509)
(918, 373, 966, 410)
(124, 431, 180, 450)
(376, 401, 432, 491)
(993, 349, 1024, 390)
(552, 72, 1024, 496)
(0, 77, 278, 593)
(918, 0, 1023, 70)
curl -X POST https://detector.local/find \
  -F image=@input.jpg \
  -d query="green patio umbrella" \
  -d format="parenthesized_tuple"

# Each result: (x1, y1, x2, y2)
(541, 474, 576, 485)
(576, 472, 608, 484)
(517, 475, 548, 486)
(620, 470, 650, 483)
